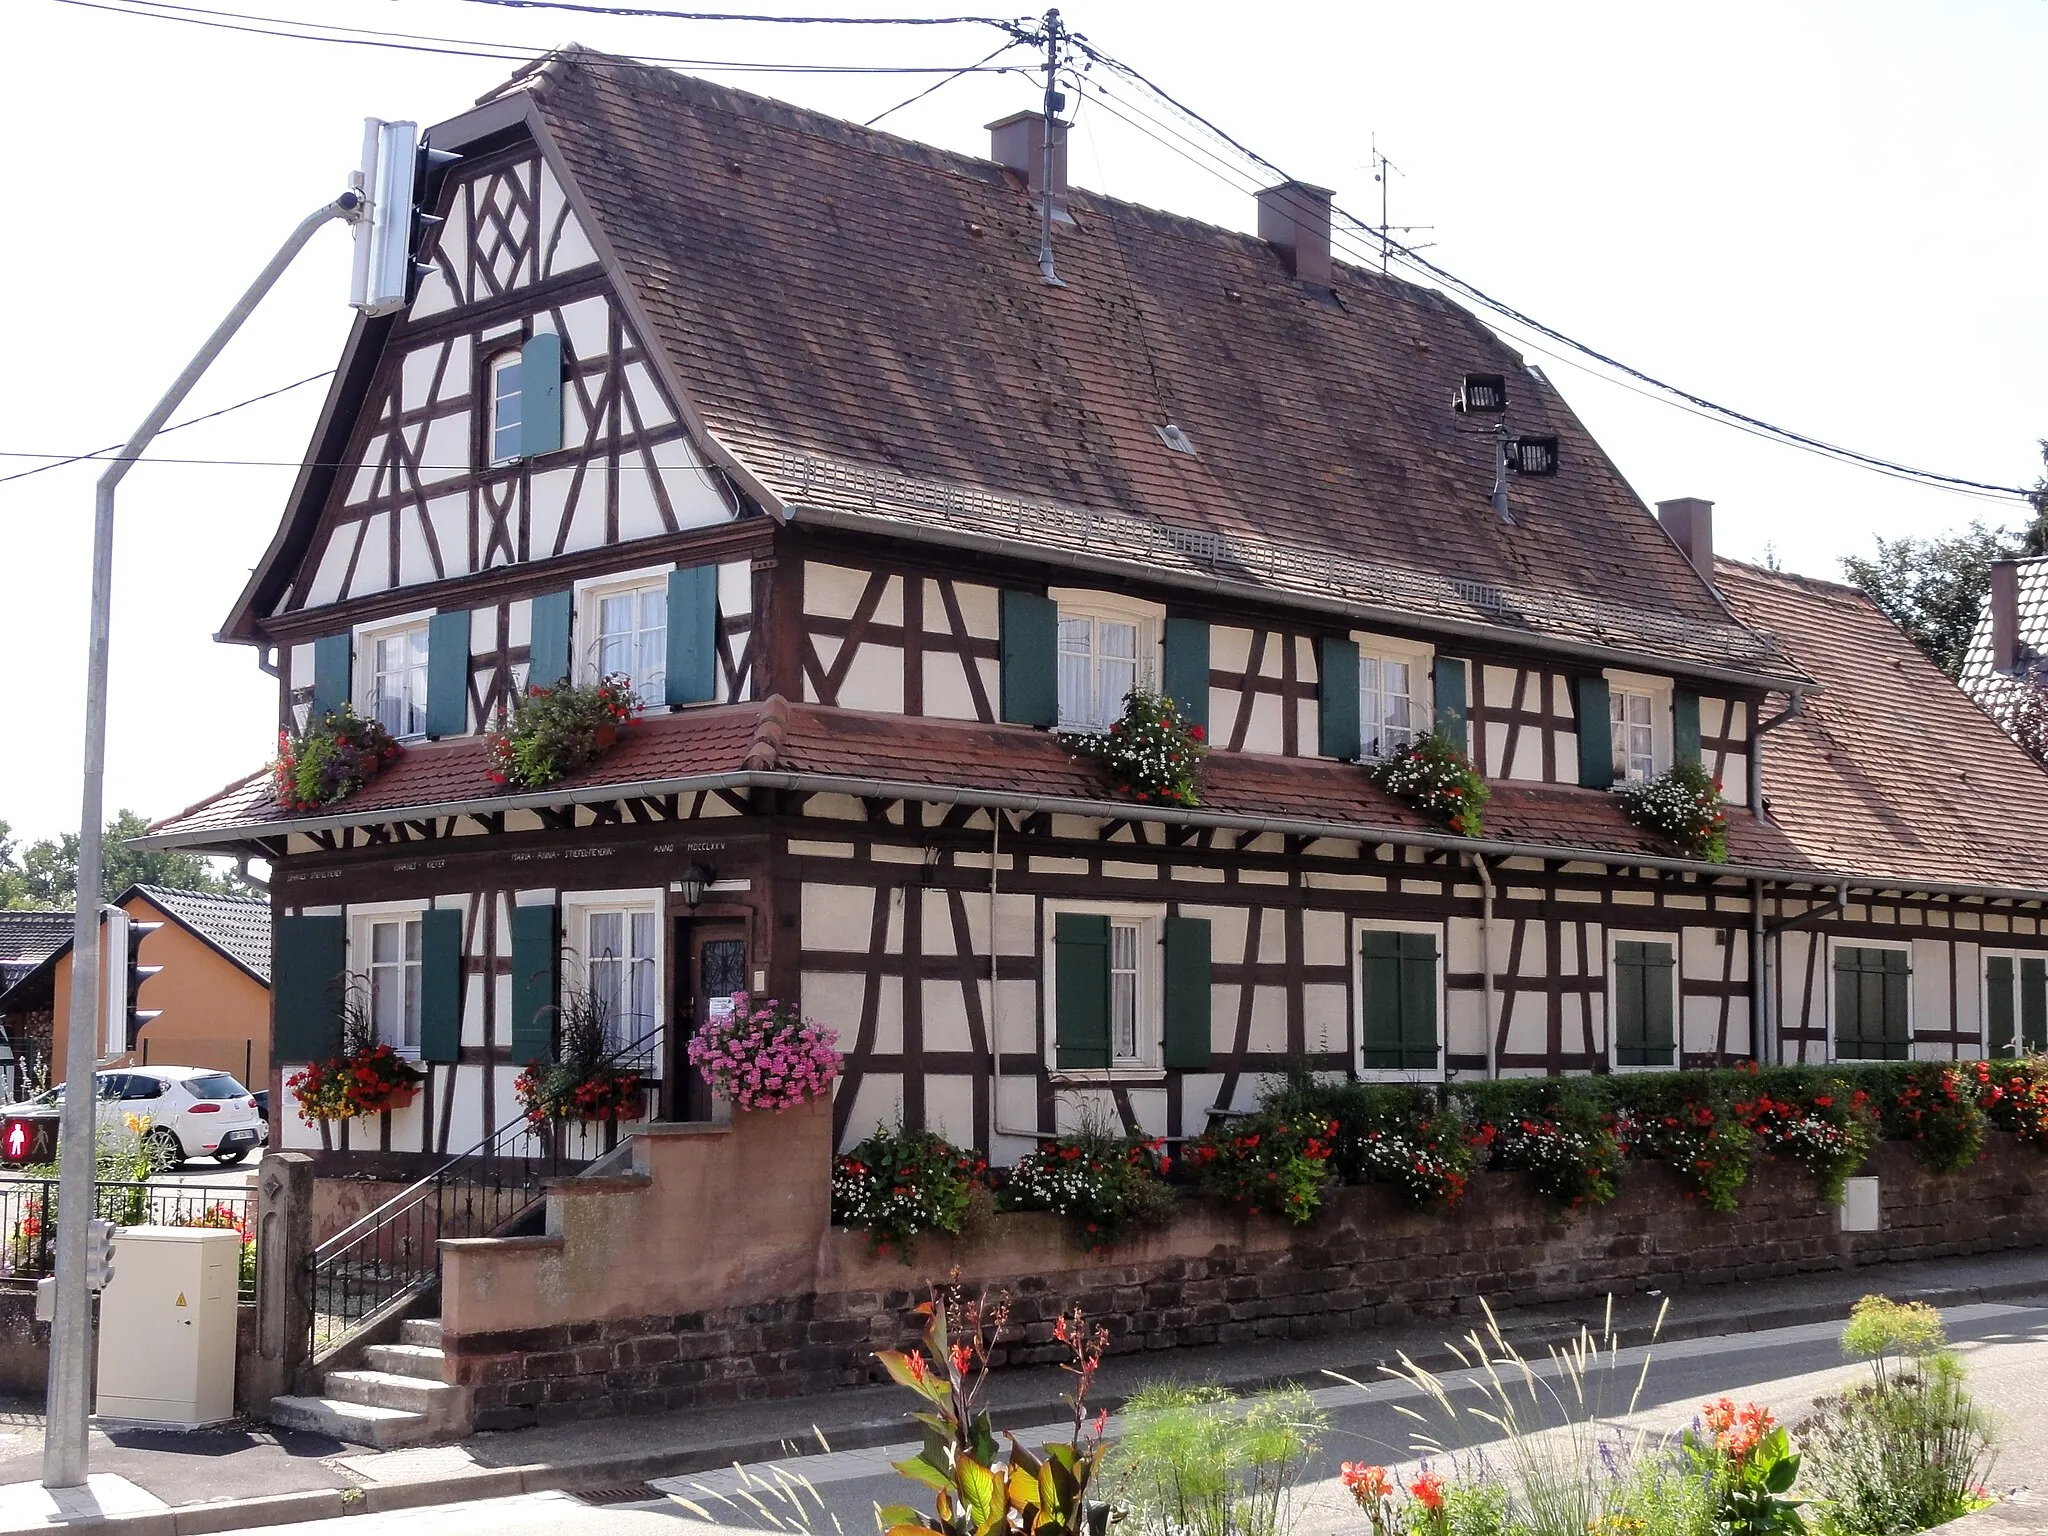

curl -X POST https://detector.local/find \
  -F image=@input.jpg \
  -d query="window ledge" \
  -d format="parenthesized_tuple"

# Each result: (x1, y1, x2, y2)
(1049, 1068, 1166, 1085)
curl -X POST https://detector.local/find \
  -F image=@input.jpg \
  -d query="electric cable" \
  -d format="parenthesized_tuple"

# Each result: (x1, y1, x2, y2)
(865, 36, 1026, 126)
(448, 0, 1030, 29)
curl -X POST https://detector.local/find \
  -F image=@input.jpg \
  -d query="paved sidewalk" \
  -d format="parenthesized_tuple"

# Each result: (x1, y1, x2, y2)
(0, 1248, 2039, 1534)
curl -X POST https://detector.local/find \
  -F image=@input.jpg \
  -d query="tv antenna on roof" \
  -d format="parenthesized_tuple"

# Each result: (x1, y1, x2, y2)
(1370, 135, 1433, 274)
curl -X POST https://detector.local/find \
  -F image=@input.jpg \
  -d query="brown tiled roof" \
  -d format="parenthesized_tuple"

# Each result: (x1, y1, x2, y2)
(1715, 557, 2048, 891)
(144, 701, 1815, 875)
(509, 53, 1789, 682)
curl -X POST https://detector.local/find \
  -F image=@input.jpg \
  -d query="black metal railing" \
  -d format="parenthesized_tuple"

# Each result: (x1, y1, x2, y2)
(307, 1030, 662, 1357)
(0, 1179, 256, 1301)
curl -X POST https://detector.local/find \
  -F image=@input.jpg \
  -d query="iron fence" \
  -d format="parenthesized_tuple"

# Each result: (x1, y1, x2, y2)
(0, 1179, 255, 1301)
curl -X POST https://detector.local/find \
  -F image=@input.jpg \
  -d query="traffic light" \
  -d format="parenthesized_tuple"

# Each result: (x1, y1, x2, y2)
(85, 1220, 116, 1293)
(0, 1111, 57, 1167)
(122, 915, 162, 1053)
(349, 119, 458, 316)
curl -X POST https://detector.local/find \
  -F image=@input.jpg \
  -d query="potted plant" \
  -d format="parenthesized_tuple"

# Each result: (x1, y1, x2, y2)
(1362, 730, 1489, 836)
(486, 674, 641, 790)
(285, 978, 425, 1122)
(1616, 759, 1728, 862)
(1060, 685, 1207, 807)
(686, 991, 841, 1112)
(513, 983, 646, 1130)
(273, 703, 402, 812)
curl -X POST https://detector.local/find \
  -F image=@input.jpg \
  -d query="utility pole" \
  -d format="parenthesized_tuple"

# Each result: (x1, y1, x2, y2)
(1036, 7, 1065, 286)
(43, 189, 360, 1491)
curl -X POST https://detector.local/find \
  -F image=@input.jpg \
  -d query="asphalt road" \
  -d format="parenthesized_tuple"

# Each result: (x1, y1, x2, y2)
(211, 1301, 2048, 1536)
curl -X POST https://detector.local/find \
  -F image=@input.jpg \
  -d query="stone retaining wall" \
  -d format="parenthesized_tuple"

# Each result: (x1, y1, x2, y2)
(442, 1132, 2047, 1430)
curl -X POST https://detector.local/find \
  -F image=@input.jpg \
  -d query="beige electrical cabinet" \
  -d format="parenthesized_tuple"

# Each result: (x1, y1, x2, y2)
(94, 1226, 240, 1426)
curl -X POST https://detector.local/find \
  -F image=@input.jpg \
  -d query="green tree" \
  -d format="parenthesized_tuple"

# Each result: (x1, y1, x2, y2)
(0, 821, 29, 910)
(1842, 455, 2048, 679)
(10, 809, 254, 908)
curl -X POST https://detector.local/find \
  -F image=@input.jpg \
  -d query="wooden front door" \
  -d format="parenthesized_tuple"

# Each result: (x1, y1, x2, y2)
(667, 917, 748, 1121)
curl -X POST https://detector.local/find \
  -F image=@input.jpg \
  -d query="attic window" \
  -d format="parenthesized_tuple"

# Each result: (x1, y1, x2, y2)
(1155, 424, 1197, 456)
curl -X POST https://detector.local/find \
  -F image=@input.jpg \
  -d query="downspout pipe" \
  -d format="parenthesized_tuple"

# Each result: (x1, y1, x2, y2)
(1468, 852, 1498, 1079)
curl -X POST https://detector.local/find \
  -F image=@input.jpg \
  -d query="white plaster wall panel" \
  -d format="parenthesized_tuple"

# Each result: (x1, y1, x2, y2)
(351, 513, 392, 594)
(1446, 988, 1486, 1065)
(400, 346, 442, 412)
(838, 1074, 904, 1150)
(1248, 986, 1288, 1053)
(806, 562, 869, 621)
(1300, 910, 1346, 968)
(559, 468, 609, 553)
(993, 979, 1037, 1054)
(441, 1072, 487, 1153)
(1446, 915, 1485, 977)
(384, 1090, 427, 1151)
(802, 794, 867, 822)
(717, 560, 753, 618)
(1243, 693, 1285, 753)
(306, 528, 355, 607)
(1954, 942, 1982, 1039)
(278, 1085, 320, 1149)
(1911, 940, 1949, 1043)
(1227, 1075, 1267, 1113)
(1502, 990, 1545, 1063)
(461, 972, 489, 1049)
(1508, 717, 1544, 781)
(837, 643, 906, 714)
(808, 636, 841, 699)
(346, 464, 379, 508)
(867, 976, 905, 1055)
(924, 1075, 977, 1150)
(615, 463, 665, 543)
(622, 360, 674, 429)
(992, 1075, 1039, 1164)
(1125, 1087, 1169, 1140)
(1054, 1089, 1119, 1134)
(1296, 698, 1319, 755)
(1483, 720, 1510, 780)
(1101, 862, 1154, 882)
(922, 982, 975, 1053)
(990, 892, 1034, 961)
(920, 890, 957, 956)
(802, 884, 874, 951)
(1293, 636, 1318, 684)
(397, 508, 435, 588)
(417, 413, 468, 488)
(801, 973, 866, 1039)
(923, 651, 979, 719)
(950, 582, 1001, 640)
(539, 167, 599, 274)
(556, 295, 608, 361)
(1210, 625, 1252, 676)
(1302, 984, 1347, 1055)
(1256, 910, 1288, 965)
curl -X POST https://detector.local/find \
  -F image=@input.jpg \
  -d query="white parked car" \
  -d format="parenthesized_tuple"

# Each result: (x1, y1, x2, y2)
(29, 1067, 268, 1170)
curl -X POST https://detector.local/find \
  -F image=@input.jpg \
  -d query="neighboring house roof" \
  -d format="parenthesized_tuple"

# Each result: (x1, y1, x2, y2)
(1714, 557, 2048, 892)
(0, 912, 73, 993)
(1956, 553, 2048, 726)
(0, 886, 270, 1015)
(224, 50, 1796, 690)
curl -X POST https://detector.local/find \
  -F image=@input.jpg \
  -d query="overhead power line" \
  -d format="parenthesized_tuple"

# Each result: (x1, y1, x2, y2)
(1067, 37, 2035, 503)
(448, 0, 1029, 27)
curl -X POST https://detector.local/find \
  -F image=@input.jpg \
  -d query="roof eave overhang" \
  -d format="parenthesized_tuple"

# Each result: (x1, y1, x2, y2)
(786, 501, 1814, 699)
(133, 769, 2048, 907)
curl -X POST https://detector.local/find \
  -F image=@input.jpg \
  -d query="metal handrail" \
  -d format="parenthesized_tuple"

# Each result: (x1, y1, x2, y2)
(307, 1026, 664, 1356)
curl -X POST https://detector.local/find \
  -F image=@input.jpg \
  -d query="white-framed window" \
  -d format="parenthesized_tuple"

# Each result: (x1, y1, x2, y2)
(576, 566, 673, 702)
(562, 889, 664, 1069)
(489, 351, 523, 466)
(1050, 590, 1162, 732)
(1045, 899, 1163, 1077)
(1603, 669, 1672, 784)
(352, 612, 434, 741)
(1352, 918, 1445, 1082)
(1606, 930, 1679, 1071)
(1356, 638, 1434, 758)
(350, 901, 429, 1058)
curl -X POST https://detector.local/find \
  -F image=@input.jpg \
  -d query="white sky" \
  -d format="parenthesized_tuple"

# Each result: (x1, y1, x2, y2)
(1, 0, 2041, 845)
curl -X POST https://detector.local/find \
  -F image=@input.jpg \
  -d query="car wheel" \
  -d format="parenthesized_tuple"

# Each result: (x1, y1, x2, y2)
(143, 1126, 183, 1173)
(213, 1149, 249, 1166)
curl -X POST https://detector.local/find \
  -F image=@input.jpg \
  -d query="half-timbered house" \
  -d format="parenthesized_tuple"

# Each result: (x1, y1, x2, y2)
(142, 49, 2048, 1181)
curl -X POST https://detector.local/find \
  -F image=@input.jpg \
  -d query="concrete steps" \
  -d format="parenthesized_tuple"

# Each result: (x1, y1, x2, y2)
(268, 1317, 468, 1447)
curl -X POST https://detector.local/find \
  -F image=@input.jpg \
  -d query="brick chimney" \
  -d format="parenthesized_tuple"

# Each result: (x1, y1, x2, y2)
(1256, 181, 1334, 286)
(1657, 497, 1715, 584)
(1990, 559, 2021, 674)
(988, 112, 1072, 225)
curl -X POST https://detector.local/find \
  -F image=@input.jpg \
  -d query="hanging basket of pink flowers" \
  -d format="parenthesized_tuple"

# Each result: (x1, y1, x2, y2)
(685, 992, 842, 1112)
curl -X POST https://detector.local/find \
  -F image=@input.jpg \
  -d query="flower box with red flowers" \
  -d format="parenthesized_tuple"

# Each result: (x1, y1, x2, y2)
(272, 702, 402, 813)
(1059, 685, 1207, 808)
(1362, 731, 1489, 837)
(287, 1042, 424, 1123)
(485, 673, 641, 791)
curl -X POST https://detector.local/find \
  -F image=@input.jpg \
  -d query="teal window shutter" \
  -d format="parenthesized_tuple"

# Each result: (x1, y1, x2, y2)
(311, 633, 352, 721)
(1987, 954, 2016, 1057)
(1162, 915, 1212, 1070)
(419, 908, 464, 1064)
(519, 331, 563, 459)
(509, 904, 560, 1064)
(273, 915, 345, 1062)
(1835, 947, 1909, 1061)
(1674, 691, 1702, 767)
(2023, 957, 2048, 1053)
(1576, 675, 1614, 789)
(1613, 940, 1676, 1067)
(1161, 617, 1211, 733)
(1054, 912, 1111, 1069)
(528, 590, 572, 690)
(1361, 930, 1439, 1070)
(666, 564, 719, 707)
(1000, 591, 1058, 727)
(1318, 637, 1360, 760)
(425, 611, 471, 739)
(1432, 656, 1469, 751)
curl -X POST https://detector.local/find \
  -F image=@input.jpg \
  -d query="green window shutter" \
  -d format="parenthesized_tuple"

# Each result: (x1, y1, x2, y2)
(1834, 948, 1867, 1058)
(1575, 675, 1613, 789)
(1433, 656, 1469, 752)
(1318, 637, 1360, 760)
(1835, 947, 1908, 1060)
(1674, 691, 1702, 767)
(528, 590, 571, 690)
(666, 564, 719, 707)
(1162, 915, 1212, 1070)
(1053, 912, 1110, 1070)
(2022, 957, 2047, 1053)
(418, 908, 464, 1064)
(999, 591, 1058, 727)
(311, 633, 352, 721)
(1397, 931, 1440, 1068)
(509, 904, 559, 1064)
(425, 611, 471, 739)
(1881, 949, 1911, 1058)
(1987, 954, 2016, 1058)
(273, 915, 345, 1062)
(1161, 617, 1211, 733)
(1361, 930, 1439, 1070)
(519, 331, 563, 459)
(1614, 940, 1676, 1067)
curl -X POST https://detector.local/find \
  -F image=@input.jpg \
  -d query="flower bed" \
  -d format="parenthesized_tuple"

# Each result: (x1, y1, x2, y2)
(998, 1124, 1175, 1248)
(1615, 758, 1729, 862)
(1186, 1110, 1338, 1223)
(273, 703, 401, 812)
(684, 992, 840, 1112)
(832, 1124, 987, 1259)
(1361, 731, 1489, 836)
(486, 674, 640, 790)
(1059, 685, 1206, 807)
